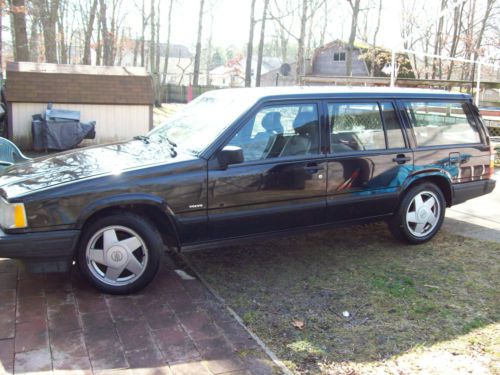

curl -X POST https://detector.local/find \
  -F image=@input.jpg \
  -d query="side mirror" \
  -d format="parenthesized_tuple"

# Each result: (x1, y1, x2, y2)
(218, 146, 244, 169)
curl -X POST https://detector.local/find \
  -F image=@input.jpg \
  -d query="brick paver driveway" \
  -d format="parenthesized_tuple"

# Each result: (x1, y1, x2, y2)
(0, 256, 278, 374)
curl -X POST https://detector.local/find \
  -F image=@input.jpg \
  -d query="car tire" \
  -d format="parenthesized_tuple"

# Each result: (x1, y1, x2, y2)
(389, 182, 446, 244)
(77, 212, 163, 294)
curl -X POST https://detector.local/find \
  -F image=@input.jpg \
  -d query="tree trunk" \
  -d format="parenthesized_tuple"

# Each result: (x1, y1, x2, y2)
(150, 0, 156, 73)
(205, 13, 214, 85)
(57, 1, 68, 64)
(39, 0, 60, 63)
(96, 14, 102, 65)
(370, 0, 382, 77)
(473, 0, 494, 58)
(155, 0, 161, 74)
(99, 0, 111, 65)
(133, 35, 139, 66)
(431, 0, 446, 79)
(244, 0, 257, 87)
(193, 0, 205, 86)
(140, 0, 146, 67)
(346, 0, 360, 76)
(162, 0, 174, 85)
(82, 0, 98, 65)
(446, 1, 464, 80)
(29, 16, 40, 62)
(256, 0, 270, 87)
(10, 0, 30, 61)
(295, 0, 308, 83)
(319, 1, 327, 47)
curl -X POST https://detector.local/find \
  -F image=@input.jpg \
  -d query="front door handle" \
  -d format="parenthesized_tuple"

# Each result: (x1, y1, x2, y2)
(392, 154, 411, 164)
(303, 163, 325, 173)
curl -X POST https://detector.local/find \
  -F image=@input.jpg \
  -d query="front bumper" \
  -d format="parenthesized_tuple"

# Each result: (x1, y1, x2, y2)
(452, 179, 496, 206)
(0, 228, 80, 272)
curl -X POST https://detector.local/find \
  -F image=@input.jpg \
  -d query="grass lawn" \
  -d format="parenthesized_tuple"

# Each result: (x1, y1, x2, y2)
(185, 222, 500, 374)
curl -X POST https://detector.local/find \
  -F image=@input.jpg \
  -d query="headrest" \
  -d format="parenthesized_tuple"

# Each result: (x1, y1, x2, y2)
(293, 111, 318, 134)
(261, 112, 283, 134)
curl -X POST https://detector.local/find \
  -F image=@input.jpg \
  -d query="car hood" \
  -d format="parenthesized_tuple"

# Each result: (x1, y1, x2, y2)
(0, 140, 195, 199)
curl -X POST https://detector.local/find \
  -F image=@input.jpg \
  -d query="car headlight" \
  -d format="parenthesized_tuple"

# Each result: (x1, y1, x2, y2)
(0, 198, 28, 229)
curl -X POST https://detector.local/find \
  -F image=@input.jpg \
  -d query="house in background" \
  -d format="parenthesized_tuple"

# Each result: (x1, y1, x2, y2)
(209, 56, 283, 87)
(260, 62, 297, 87)
(311, 40, 369, 77)
(5, 62, 154, 149)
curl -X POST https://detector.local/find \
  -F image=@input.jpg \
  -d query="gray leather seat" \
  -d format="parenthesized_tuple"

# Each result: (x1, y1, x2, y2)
(280, 111, 319, 157)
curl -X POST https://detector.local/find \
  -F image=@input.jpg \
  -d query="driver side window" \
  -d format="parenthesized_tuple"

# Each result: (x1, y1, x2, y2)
(228, 103, 320, 162)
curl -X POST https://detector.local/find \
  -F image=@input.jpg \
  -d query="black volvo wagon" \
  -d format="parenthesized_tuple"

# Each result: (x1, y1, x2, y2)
(0, 87, 496, 293)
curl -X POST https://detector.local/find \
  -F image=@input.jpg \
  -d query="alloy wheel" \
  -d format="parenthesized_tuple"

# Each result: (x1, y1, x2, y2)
(405, 191, 441, 238)
(85, 225, 149, 286)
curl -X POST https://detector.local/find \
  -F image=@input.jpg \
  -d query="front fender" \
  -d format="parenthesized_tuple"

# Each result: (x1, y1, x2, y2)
(75, 193, 181, 248)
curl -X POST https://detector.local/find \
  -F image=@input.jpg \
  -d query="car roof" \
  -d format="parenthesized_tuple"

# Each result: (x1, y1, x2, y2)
(208, 86, 471, 102)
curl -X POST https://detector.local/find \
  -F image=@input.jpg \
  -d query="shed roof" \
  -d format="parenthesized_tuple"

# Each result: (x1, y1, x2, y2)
(5, 62, 154, 105)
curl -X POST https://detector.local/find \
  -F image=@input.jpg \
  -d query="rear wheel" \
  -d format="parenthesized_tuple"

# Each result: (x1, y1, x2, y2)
(77, 213, 163, 294)
(389, 183, 446, 244)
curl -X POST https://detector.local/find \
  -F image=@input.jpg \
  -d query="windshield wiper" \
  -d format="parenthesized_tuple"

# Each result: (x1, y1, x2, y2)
(133, 135, 150, 144)
(164, 136, 177, 148)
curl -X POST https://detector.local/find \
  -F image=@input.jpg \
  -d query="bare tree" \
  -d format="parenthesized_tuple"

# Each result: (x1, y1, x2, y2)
(57, 0, 68, 64)
(82, 0, 98, 65)
(9, 0, 30, 61)
(193, 0, 205, 86)
(295, 0, 308, 80)
(162, 0, 174, 85)
(244, 0, 257, 87)
(139, 0, 147, 67)
(256, 0, 271, 87)
(370, 0, 382, 77)
(98, 0, 112, 65)
(28, 10, 41, 62)
(446, 0, 465, 80)
(150, 0, 156, 73)
(346, 0, 361, 76)
(37, 0, 60, 63)
(431, 0, 447, 79)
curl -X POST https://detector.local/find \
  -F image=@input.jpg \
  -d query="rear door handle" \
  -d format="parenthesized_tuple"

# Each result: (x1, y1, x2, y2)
(392, 154, 411, 164)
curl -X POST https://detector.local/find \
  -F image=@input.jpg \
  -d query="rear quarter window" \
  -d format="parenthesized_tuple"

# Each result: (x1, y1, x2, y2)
(404, 101, 481, 146)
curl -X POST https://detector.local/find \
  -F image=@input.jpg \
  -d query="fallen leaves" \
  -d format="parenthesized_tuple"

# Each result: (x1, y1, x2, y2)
(292, 319, 305, 330)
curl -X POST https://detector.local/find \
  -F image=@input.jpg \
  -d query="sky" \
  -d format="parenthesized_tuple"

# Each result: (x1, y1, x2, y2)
(127, 0, 406, 51)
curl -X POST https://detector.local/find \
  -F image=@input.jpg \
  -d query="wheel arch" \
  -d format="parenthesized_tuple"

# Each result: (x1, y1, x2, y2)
(401, 172, 453, 207)
(76, 194, 181, 251)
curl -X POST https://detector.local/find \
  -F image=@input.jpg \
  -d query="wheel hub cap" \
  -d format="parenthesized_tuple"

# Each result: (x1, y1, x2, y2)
(107, 246, 128, 267)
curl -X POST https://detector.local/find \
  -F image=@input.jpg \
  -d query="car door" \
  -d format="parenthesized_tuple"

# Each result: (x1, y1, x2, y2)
(326, 100, 413, 222)
(207, 101, 327, 239)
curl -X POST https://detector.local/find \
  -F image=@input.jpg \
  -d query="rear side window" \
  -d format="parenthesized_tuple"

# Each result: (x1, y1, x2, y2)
(404, 101, 481, 146)
(328, 102, 405, 152)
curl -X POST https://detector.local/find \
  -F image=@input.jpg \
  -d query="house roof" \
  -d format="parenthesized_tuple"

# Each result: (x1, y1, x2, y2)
(5, 62, 154, 105)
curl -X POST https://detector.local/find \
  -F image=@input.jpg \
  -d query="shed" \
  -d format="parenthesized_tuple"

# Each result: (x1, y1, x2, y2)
(312, 40, 369, 77)
(5, 62, 154, 149)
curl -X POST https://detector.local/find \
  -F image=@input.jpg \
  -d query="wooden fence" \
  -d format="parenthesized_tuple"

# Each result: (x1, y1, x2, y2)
(162, 84, 221, 103)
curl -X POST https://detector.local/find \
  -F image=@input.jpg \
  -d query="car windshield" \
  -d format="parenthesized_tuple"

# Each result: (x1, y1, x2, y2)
(148, 91, 258, 155)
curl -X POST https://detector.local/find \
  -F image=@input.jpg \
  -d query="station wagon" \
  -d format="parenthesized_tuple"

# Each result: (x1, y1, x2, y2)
(0, 87, 496, 294)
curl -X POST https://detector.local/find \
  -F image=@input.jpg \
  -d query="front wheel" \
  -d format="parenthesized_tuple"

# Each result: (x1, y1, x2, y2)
(389, 183, 446, 244)
(77, 213, 163, 294)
